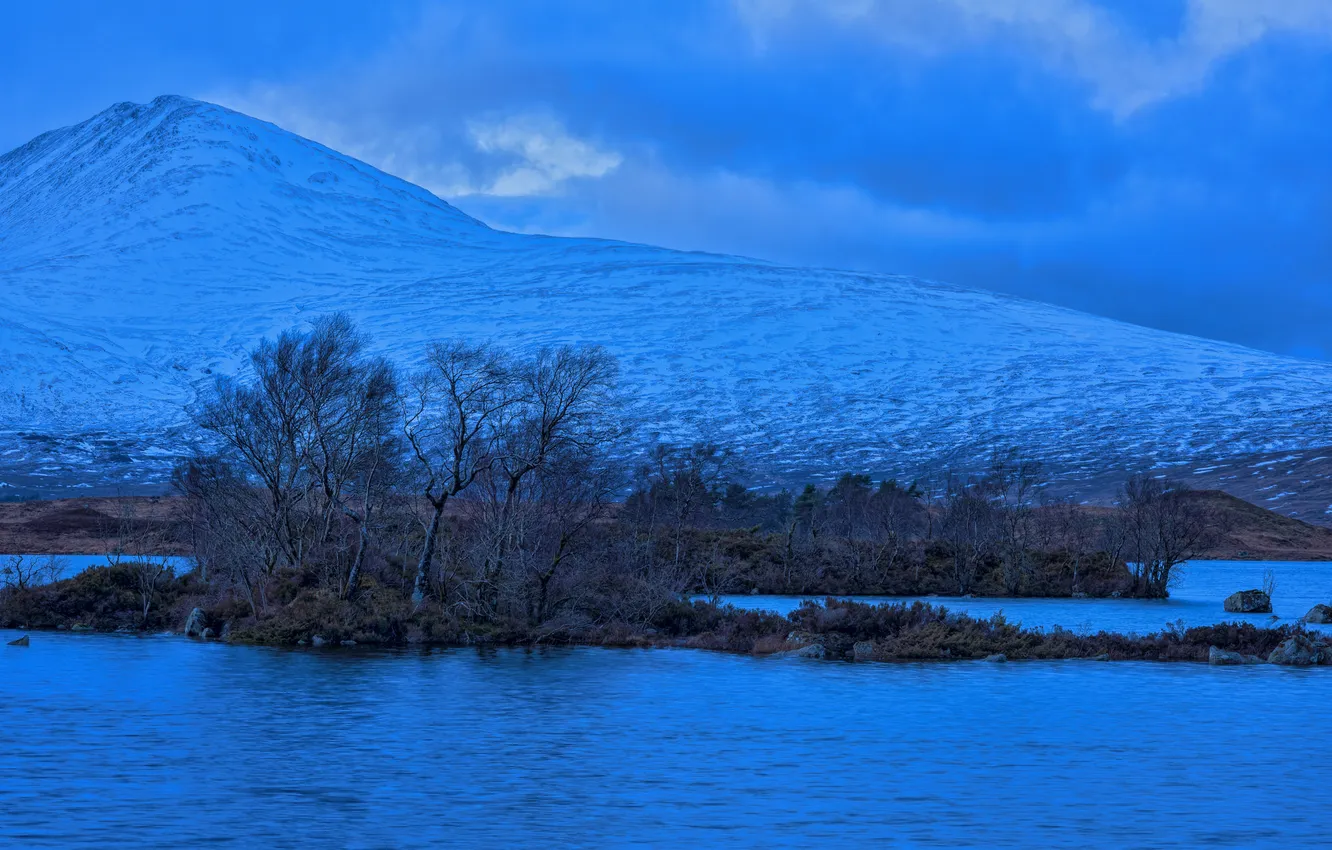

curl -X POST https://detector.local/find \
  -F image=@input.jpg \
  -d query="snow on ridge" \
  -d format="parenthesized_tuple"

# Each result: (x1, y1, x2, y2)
(2, 96, 1332, 491)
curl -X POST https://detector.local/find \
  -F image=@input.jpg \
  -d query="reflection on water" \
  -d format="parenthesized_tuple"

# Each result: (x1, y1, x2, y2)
(2, 632, 1330, 847)
(716, 560, 1332, 635)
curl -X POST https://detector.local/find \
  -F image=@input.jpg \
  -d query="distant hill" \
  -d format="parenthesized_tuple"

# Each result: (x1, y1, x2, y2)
(1190, 490, 1332, 561)
(3, 95, 1332, 509)
(3, 492, 1329, 561)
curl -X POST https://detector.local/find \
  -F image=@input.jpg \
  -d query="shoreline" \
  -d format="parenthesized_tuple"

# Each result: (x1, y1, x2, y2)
(8, 595, 1330, 667)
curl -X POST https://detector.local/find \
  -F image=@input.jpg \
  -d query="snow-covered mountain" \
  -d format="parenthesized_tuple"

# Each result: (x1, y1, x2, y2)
(3, 95, 1332, 506)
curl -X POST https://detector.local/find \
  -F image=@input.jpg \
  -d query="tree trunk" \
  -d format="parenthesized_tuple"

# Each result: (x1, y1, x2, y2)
(344, 519, 371, 601)
(412, 499, 445, 605)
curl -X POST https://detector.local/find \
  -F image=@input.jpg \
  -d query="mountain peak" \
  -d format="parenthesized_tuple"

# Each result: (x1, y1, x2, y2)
(0, 94, 487, 265)
(4, 98, 1332, 509)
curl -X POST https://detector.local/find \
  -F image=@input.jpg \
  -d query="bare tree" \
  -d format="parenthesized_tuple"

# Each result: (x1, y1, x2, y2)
(197, 326, 315, 573)
(1, 554, 66, 590)
(641, 441, 732, 579)
(477, 346, 622, 613)
(1044, 497, 1097, 592)
(1116, 475, 1216, 598)
(520, 448, 621, 623)
(400, 342, 514, 604)
(290, 315, 399, 600)
(987, 449, 1046, 594)
(173, 456, 275, 616)
(940, 473, 997, 594)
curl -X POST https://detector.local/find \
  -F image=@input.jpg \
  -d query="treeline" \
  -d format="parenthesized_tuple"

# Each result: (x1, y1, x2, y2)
(4, 315, 1221, 641)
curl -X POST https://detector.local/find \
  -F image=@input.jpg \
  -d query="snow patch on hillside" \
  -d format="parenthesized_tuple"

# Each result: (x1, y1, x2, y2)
(3, 95, 1332, 493)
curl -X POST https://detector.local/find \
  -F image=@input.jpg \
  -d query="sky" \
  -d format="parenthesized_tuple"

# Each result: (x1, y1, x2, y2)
(4, 0, 1331, 359)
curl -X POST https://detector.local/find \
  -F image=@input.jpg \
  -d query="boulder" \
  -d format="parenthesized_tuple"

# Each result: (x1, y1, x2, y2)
(184, 607, 207, 637)
(1092, 653, 1110, 661)
(1208, 646, 1245, 666)
(311, 635, 327, 647)
(984, 653, 1007, 663)
(71, 624, 92, 632)
(220, 621, 232, 639)
(852, 640, 875, 662)
(1223, 589, 1271, 614)
(1267, 634, 1330, 666)
(775, 643, 825, 659)
(1302, 604, 1332, 625)
(7, 635, 29, 647)
(1071, 592, 1089, 599)
(339, 639, 357, 647)
(201, 627, 216, 640)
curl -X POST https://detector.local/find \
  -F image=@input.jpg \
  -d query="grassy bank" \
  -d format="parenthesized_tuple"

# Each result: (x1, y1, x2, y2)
(4, 563, 1327, 665)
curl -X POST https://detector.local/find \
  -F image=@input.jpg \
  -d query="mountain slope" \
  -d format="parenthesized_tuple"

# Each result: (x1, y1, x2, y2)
(3, 95, 1332, 508)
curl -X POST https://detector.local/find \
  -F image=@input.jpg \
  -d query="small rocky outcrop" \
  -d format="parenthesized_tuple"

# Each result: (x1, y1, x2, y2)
(201, 627, 216, 640)
(984, 653, 1007, 663)
(1267, 634, 1330, 666)
(7, 635, 29, 647)
(184, 608, 207, 637)
(311, 635, 328, 647)
(1301, 604, 1332, 624)
(852, 641, 875, 661)
(1223, 589, 1272, 614)
(1208, 646, 1245, 666)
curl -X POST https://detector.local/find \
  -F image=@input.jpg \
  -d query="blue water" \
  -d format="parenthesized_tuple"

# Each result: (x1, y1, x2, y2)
(2, 554, 194, 582)
(716, 559, 1332, 635)
(2, 632, 1330, 847)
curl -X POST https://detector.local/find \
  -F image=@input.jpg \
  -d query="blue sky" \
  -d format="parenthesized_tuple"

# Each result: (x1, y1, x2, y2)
(4, 0, 1330, 358)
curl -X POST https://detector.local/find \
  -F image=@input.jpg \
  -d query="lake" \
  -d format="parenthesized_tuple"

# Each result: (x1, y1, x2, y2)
(3, 558, 1331, 846)
(1, 554, 194, 583)
(714, 559, 1332, 635)
(2, 632, 1330, 847)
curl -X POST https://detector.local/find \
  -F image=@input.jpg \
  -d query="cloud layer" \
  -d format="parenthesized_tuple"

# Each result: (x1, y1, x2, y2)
(4, 0, 1331, 358)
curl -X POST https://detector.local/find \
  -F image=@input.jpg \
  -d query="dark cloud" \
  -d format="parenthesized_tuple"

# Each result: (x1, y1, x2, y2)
(3, 0, 1330, 360)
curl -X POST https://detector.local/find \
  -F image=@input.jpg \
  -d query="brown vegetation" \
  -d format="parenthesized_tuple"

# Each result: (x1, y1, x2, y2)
(0, 496, 189, 555)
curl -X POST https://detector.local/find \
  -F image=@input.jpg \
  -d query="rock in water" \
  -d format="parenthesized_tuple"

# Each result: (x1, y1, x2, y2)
(1223, 589, 1272, 614)
(311, 635, 327, 647)
(1302, 604, 1332, 624)
(852, 641, 876, 662)
(201, 627, 216, 640)
(184, 607, 206, 637)
(1208, 646, 1246, 666)
(7, 635, 29, 646)
(1267, 635, 1330, 666)
(984, 653, 1008, 663)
